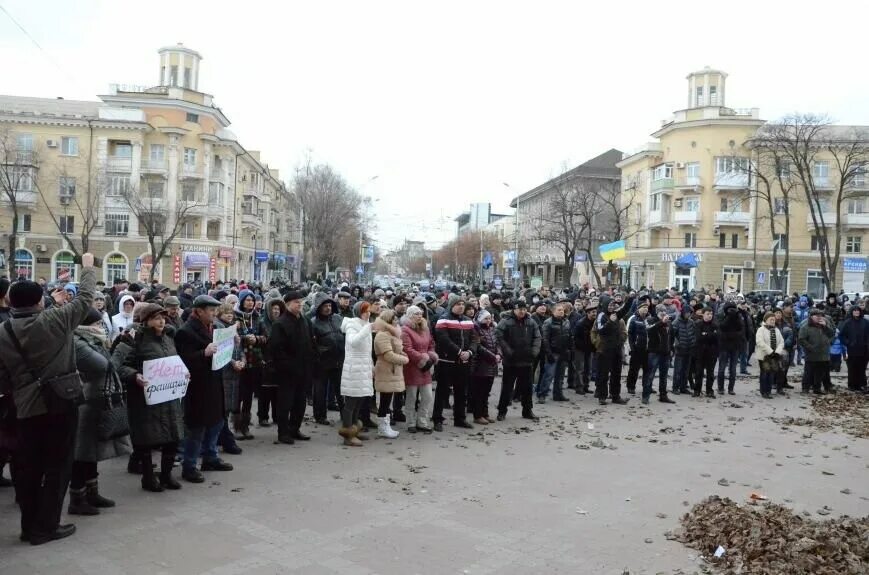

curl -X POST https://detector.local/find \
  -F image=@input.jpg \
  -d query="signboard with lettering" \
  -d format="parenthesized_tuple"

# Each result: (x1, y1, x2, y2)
(211, 324, 238, 371)
(756, 272, 766, 284)
(661, 252, 704, 262)
(530, 276, 543, 289)
(142, 355, 190, 406)
(209, 258, 217, 282)
(843, 257, 867, 272)
(172, 255, 181, 284)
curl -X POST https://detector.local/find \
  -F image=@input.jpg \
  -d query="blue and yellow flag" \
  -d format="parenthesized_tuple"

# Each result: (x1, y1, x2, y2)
(598, 240, 626, 261)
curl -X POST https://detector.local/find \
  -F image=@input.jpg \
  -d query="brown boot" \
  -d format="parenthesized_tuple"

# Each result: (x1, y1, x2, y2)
(339, 426, 362, 447)
(353, 422, 370, 441)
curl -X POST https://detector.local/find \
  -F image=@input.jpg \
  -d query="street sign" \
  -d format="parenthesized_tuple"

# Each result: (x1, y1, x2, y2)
(512, 271, 520, 279)
(530, 276, 543, 289)
(756, 271, 766, 284)
(493, 275, 503, 289)
(356, 265, 364, 274)
(135, 257, 142, 272)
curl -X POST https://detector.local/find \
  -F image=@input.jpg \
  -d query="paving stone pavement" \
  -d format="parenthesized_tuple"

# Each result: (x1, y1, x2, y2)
(1, 368, 867, 574)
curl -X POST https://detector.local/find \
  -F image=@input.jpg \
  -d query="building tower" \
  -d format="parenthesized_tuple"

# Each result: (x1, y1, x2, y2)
(158, 43, 202, 90)
(686, 66, 727, 108)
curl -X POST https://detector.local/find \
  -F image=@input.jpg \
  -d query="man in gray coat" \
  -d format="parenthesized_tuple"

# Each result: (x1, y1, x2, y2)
(0, 253, 96, 545)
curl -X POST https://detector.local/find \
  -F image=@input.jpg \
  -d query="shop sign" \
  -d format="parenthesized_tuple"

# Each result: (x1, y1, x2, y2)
(172, 255, 181, 284)
(184, 252, 210, 268)
(843, 257, 867, 272)
(662, 252, 704, 262)
(209, 258, 217, 282)
(218, 248, 234, 259)
(255, 250, 269, 262)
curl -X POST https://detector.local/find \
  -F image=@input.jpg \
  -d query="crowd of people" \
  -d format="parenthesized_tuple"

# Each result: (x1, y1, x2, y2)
(0, 257, 866, 546)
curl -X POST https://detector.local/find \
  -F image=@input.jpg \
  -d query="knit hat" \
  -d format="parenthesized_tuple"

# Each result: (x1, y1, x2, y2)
(655, 304, 667, 315)
(447, 293, 465, 310)
(64, 284, 78, 296)
(477, 309, 492, 323)
(353, 300, 370, 318)
(412, 295, 426, 306)
(406, 305, 423, 317)
(9, 280, 43, 308)
(83, 308, 105, 326)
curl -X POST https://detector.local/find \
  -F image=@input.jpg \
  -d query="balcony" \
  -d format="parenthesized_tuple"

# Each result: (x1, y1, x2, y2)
(814, 176, 835, 191)
(10, 150, 36, 165)
(806, 212, 837, 226)
(241, 212, 262, 229)
(105, 156, 132, 172)
(651, 178, 674, 193)
(242, 185, 262, 199)
(648, 209, 672, 228)
(714, 211, 751, 225)
(846, 213, 869, 227)
(673, 211, 701, 226)
(140, 158, 168, 175)
(209, 168, 224, 181)
(0, 189, 37, 206)
(713, 172, 749, 191)
(179, 163, 204, 179)
(674, 175, 703, 193)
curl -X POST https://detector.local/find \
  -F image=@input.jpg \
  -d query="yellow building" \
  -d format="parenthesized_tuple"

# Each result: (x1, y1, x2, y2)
(0, 44, 301, 287)
(618, 67, 867, 298)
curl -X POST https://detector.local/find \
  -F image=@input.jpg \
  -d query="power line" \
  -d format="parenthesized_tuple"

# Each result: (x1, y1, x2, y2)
(0, 3, 76, 84)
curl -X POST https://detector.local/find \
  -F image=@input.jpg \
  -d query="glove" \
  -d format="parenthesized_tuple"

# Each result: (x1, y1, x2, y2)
(421, 360, 434, 372)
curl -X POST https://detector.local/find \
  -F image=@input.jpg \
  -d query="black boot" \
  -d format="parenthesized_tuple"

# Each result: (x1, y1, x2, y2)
(140, 453, 163, 493)
(67, 487, 99, 515)
(160, 452, 181, 490)
(85, 479, 115, 508)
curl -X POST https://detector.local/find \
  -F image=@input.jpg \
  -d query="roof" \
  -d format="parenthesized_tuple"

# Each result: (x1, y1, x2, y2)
(510, 148, 622, 207)
(0, 95, 101, 119)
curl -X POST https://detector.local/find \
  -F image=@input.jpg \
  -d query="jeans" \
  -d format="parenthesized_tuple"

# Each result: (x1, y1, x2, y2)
(643, 353, 669, 399)
(759, 370, 776, 395)
(539, 356, 567, 399)
(15, 411, 77, 537)
(717, 349, 739, 391)
(498, 364, 533, 416)
(217, 418, 238, 449)
(433, 362, 469, 424)
(672, 354, 691, 392)
(405, 384, 434, 428)
(626, 349, 647, 392)
(574, 351, 591, 392)
(739, 343, 749, 373)
(183, 421, 223, 471)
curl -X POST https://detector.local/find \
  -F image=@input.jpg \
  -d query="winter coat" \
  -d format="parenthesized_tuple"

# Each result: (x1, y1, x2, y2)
(341, 317, 374, 397)
(671, 316, 696, 355)
(472, 322, 499, 378)
(258, 297, 285, 388)
(645, 316, 671, 355)
(373, 319, 409, 393)
(694, 319, 720, 357)
(311, 293, 346, 370)
(755, 325, 785, 362)
(797, 318, 835, 362)
(838, 312, 869, 356)
(234, 307, 265, 370)
(573, 315, 595, 352)
(627, 313, 648, 352)
(268, 310, 316, 386)
(111, 294, 136, 341)
(0, 266, 96, 419)
(718, 303, 744, 352)
(114, 326, 184, 447)
(737, 308, 754, 344)
(178, 292, 195, 311)
(215, 318, 244, 414)
(542, 316, 573, 359)
(73, 327, 132, 463)
(595, 294, 634, 353)
(175, 317, 224, 429)
(401, 324, 438, 387)
(435, 312, 477, 365)
(496, 311, 541, 367)
(826, 298, 845, 326)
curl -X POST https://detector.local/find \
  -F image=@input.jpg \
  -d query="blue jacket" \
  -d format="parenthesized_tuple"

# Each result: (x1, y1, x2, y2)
(627, 313, 648, 352)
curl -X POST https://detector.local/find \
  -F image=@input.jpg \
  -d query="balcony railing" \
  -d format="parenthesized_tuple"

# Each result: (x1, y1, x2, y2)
(806, 212, 837, 226)
(140, 158, 168, 173)
(0, 189, 37, 206)
(674, 175, 703, 191)
(845, 213, 869, 227)
(813, 176, 834, 190)
(713, 172, 749, 190)
(180, 163, 204, 178)
(241, 212, 262, 227)
(648, 209, 671, 227)
(651, 178, 674, 192)
(10, 150, 36, 164)
(673, 211, 701, 225)
(714, 211, 751, 225)
(105, 156, 132, 172)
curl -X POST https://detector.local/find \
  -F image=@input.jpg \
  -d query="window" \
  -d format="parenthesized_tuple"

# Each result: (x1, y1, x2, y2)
(686, 162, 700, 178)
(105, 254, 128, 283)
(650, 194, 661, 210)
(183, 68, 192, 89)
(684, 197, 700, 212)
(813, 161, 830, 179)
(773, 233, 788, 250)
(181, 182, 198, 202)
(773, 198, 788, 215)
(722, 267, 743, 293)
(846, 236, 862, 254)
(696, 86, 704, 106)
(59, 176, 76, 199)
(138, 216, 165, 236)
(185, 112, 199, 123)
(149, 144, 165, 162)
(58, 215, 74, 234)
(111, 142, 132, 157)
(847, 198, 865, 214)
(180, 221, 196, 239)
(107, 175, 130, 197)
(17, 214, 31, 233)
(715, 156, 749, 174)
(170, 65, 178, 86)
(684, 232, 697, 248)
(811, 235, 827, 251)
(653, 164, 673, 180)
(719, 233, 727, 248)
(16, 133, 33, 151)
(731, 233, 739, 249)
(806, 270, 825, 300)
(770, 269, 790, 292)
(852, 164, 867, 187)
(10, 166, 33, 191)
(778, 161, 791, 179)
(104, 213, 129, 236)
(709, 85, 718, 105)
(146, 181, 164, 198)
(14, 249, 33, 279)
(60, 136, 78, 156)
(720, 198, 728, 211)
(208, 182, 223, 204)
(183, 148, 197, 166)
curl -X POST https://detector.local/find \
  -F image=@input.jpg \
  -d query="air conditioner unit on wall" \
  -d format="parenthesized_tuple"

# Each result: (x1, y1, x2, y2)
(676, 162, 686, 169)
(46, 139, 58, 148)
(743, 260, 755, 269)
(36, 244, 47, 253)
(59, 196, 70, 205)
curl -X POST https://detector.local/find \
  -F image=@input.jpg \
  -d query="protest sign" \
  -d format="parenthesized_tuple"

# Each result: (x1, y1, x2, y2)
(142, 355, 190, 406)
(212, 323, 237, 371)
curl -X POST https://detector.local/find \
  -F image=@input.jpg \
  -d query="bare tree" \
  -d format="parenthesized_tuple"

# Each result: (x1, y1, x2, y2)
(754, 114, 869, 293)
(0, 129, 36, 276)
(34, 160, 104, 258)
(119, 183, 205, 282)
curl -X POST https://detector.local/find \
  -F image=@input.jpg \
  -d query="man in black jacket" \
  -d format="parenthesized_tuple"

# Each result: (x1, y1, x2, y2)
(311, 292, 345, 425)
(595, 293, 635, 405)
(496, 301, 541, 420)
(643, 305, 676, 405)
(717, 302, 743, 395)
(176, 295, 233, 483)
(539, 303, 572, 402)
(626, 302, 649, 395)
(572, 305, 597, 394)
(693, 307, 720, 397)
(433, 294, 477, 431)
(269, 290, 316, 444)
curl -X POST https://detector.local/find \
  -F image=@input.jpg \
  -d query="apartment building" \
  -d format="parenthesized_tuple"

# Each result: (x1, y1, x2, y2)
(618, 67, 868, 298)
(0, 44, 300, 286)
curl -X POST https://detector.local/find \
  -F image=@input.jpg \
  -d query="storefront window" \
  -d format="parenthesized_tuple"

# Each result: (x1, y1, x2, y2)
(54, 251, 76, 282)
(14, 249, 33, 280)
(105, 253, 128, 283)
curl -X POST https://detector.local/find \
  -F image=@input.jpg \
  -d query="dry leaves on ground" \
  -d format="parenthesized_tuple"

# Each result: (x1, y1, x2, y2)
(773, 391, 869, 438)
(670, 495, 869, 575)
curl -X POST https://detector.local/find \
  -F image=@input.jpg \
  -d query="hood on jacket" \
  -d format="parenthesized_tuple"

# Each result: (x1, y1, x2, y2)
(312, 291, 338, 318)
(723, 302, 738, 314)
(235, 289, 256, 314)
(598, 294, 612, 311)
(115, 294, 136, 316)
(261, 297, 286, 334)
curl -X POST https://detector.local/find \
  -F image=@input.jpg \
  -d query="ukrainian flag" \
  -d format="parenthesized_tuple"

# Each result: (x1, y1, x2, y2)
(598, 240, 626, 261)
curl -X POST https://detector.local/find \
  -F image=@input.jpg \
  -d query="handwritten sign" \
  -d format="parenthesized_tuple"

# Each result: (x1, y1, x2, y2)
(142, 355, 190, 406)
(212, 324, 237, 371)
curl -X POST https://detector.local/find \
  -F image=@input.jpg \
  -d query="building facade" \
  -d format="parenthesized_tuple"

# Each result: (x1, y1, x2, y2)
(618, 67, 868, 298)
(0, 44, 301, 287)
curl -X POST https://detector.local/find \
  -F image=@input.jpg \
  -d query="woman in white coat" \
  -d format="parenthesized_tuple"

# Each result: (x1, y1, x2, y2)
(111, 294, 136, 341)
(339, 301, 379, 446)
(755, 312, 785, 399)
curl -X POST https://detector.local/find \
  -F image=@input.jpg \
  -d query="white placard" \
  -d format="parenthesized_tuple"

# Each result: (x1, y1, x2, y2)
(211, 324, 237, 371)
(142, 355, 190, 406)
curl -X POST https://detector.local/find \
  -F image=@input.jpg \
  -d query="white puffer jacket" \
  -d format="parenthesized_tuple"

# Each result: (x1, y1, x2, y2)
(340, 317, 374, 398)
(111, 294, 136, 341)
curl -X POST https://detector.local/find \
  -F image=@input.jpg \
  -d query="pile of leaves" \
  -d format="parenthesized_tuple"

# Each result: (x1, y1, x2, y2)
(671, 496, 869, 575)
(773, 391, 869, 438)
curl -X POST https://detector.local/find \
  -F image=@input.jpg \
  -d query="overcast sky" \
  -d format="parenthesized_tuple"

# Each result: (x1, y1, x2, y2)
(3, 1, 869, 251)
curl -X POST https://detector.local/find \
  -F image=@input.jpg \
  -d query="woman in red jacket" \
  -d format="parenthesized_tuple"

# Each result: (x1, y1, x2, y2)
(400, 306, 438, 433)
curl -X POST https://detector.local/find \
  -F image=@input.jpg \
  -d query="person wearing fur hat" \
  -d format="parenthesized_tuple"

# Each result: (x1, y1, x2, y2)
(233, 289, 266, 438)
(257, 296, 286, 428)
(432, 294, 477, 431)
(91, 292, 114, 340)
(0, 253, 96, 545)
(471, 309, 499, 424)
(373, 309, 408, 438)
(311, 291, 345, 425)
(400, 306, 438, 433)
(338, 301, 376, 446)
